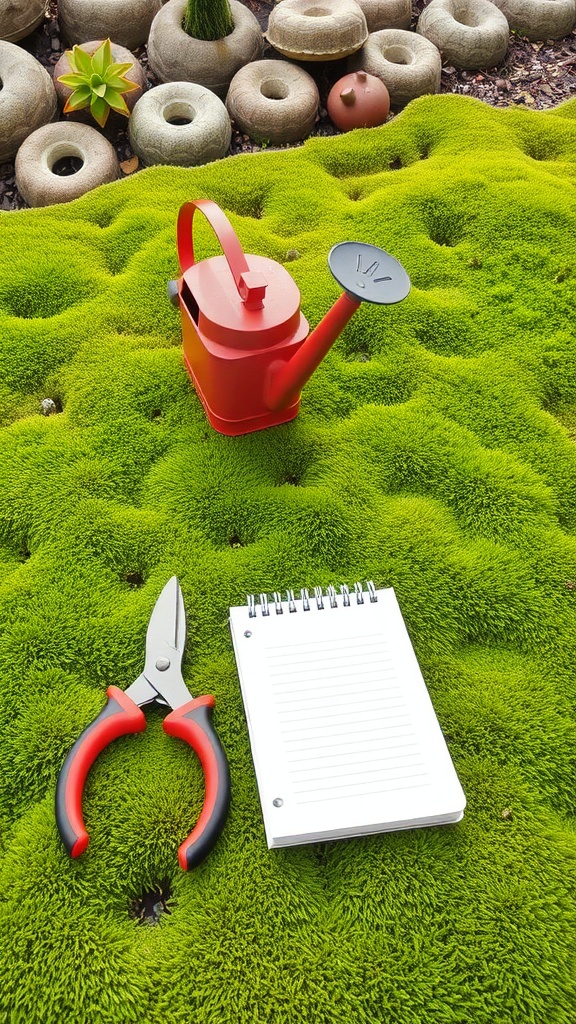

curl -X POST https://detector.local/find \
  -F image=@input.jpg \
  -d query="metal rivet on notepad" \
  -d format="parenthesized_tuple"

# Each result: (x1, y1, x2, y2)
(244, 630, 252, 638)
(272, 798, 283, 808)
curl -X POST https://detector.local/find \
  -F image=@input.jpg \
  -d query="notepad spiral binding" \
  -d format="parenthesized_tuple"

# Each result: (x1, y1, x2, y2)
(247, 581, 378, 618)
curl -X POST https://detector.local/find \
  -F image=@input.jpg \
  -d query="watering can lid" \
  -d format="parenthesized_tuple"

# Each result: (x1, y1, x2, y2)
(177, 200, 302, 344)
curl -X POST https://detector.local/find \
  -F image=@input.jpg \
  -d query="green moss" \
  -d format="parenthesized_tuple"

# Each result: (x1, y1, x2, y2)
(0, 95, 576, 1022)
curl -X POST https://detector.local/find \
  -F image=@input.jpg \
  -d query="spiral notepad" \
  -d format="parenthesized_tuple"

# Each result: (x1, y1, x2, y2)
(229, 583, 465, 849)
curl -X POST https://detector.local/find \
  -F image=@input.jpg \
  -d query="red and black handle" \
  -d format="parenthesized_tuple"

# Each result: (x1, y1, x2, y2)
(55, 687, 231, 870)
(55, 686, 146, 859)
(163, 694, 231, 871)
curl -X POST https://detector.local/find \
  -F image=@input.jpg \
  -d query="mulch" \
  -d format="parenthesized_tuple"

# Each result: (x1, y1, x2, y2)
(1, 0, 576, 212)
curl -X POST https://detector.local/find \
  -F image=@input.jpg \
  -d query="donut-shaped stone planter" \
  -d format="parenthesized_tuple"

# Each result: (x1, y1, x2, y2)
(490, 0, 576, 41)
(349, 29, 442, 109)
(147, 0, 263, 97)
(417, 0, 509, 70)
(0, 41, 57, 163)
(226, 60, 319, 145)
(266, 0, 368, 61)
(15, 122, 119, 207)
(57, 0, 162, 48)
(129, 82, 232, 167)
(53, 41, 147, 128)
(0, 0, 45, 42)
(355, 0, 411, 31)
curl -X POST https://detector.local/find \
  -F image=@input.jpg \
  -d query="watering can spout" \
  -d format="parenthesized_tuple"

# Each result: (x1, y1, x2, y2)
(266, 292, 361, 412)
(266, 241, 412, 413)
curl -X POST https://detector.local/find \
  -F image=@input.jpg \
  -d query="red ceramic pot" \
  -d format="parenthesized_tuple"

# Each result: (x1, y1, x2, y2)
(327, 70, 390, 131)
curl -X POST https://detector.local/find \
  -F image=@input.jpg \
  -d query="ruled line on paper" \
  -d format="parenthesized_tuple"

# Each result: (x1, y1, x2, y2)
(278, 700, 408, 723)
(269, 665, 396, 685)
(293, 765, 428, 791)
(279, 712, 411, 736)
(287, 743, 420, 767)
(286, 735, 417, 761)
(296, 779, 433, 805)
(266, 632, 387, 655)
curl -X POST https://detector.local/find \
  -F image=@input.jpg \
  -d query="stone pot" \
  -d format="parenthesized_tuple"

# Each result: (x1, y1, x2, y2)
(417, 0, 509, 70)
(57, 0, 163, 48)
(354, 0, 411, 31)
(348, 29, 442, 109)
(147, 0, 263, 97)
(15, 121, 119, 207)
(53, 41, 147, 130)
(226, 59, 319, 145)
(489, 0, 576, 41)
(0, 41, 57, 163)
(0, 0, 45, 42)
(129, 81, 232, 166)
(266, 0, 368, 60)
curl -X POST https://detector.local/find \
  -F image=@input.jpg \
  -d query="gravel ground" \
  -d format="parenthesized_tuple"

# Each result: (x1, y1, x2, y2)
(1, 0, 575, 211)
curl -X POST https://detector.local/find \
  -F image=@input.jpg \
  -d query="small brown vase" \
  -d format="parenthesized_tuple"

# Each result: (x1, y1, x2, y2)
(327, 70, 390, 131)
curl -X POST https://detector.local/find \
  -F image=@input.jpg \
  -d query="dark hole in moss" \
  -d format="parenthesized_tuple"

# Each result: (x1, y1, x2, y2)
(19, 546, 31, 562)
(348, 188, 362, 201)
(124, 571, 144, 587)
(389, 157, 403, 170)
(52, 156, 84, 176)
(313, 842, 329, 869)
(279, 473, 301, 486)
(428, 225, 459, 247)
(250, 204, 264, 219)
(150, 408, 163, 420)
(229, 534, 244, 548)
(420, 145, 431, 160)
(129, 883, 172, 926)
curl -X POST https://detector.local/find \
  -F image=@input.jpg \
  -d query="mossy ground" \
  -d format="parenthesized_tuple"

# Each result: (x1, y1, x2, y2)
(0, 94, 576, 1023)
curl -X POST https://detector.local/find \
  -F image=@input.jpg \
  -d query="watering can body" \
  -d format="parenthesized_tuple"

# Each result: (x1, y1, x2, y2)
(171, 199, 411, 436)
(174, 200, 309, 436)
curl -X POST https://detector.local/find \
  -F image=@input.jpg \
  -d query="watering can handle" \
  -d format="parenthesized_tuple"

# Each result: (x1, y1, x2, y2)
(177, 199, 267, 310)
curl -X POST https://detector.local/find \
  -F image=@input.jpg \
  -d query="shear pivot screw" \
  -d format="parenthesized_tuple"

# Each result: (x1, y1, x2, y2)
(155, 657, 171, 671)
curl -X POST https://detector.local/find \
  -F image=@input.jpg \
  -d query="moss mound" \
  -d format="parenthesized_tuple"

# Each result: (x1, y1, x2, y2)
(1, 94, 576, 1023)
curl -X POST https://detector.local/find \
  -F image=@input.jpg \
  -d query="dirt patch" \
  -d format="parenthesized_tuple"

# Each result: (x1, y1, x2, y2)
(1, 0, 575, 211)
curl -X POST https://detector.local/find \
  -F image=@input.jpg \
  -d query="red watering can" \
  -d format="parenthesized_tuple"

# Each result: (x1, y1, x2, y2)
(169, 199, 411, 436)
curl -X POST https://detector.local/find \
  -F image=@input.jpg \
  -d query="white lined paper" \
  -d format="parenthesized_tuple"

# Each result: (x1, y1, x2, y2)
(230, 586, 465, 848)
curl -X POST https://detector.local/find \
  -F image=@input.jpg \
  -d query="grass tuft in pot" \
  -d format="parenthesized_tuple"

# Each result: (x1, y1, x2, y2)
(183, 0, 234, 40)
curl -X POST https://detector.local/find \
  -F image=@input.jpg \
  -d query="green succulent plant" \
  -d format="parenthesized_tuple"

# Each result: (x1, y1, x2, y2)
(57, 38, 139, 129)
(183, 0, 234, 41)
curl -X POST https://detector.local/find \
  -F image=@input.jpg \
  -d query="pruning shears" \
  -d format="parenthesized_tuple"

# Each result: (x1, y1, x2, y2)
(55, 577, 231, 870)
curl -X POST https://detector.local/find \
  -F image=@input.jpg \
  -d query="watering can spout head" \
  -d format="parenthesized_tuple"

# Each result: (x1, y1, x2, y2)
(265, 242, 411, 414)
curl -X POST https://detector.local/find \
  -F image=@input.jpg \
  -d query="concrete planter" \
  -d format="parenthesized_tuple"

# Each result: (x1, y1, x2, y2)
(417, 0, 509, 70)
(266, 0, 368, 61)
(349, 29, 442, 109)
(226, 60, 319, 144)
(129, 81, 232, 166)
(0, 0, 45, 42)
(0, 41, 57, 163)
(15, 122, 119, 207)
(355, 0, 411, 32)
(57, 0, 163, 48)
(147, 0, 263, 97)
(490, 0, 576, 41)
